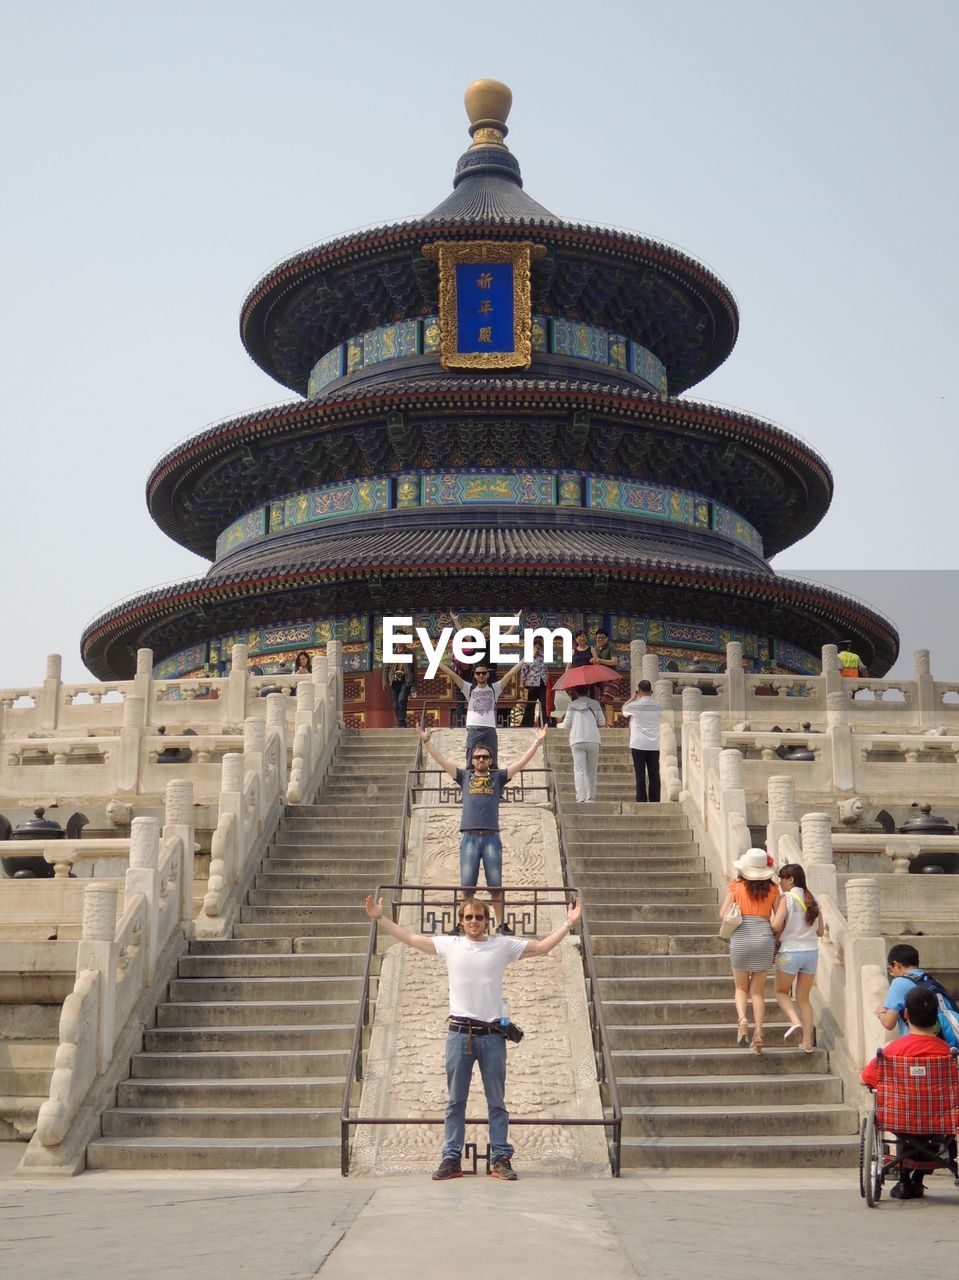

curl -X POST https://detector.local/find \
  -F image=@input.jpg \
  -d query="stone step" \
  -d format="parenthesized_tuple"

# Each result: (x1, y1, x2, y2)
(566, 826, 693, 843)
(247, 889, 377, 908)
(239, 906, 376, 925)
(606, 1022, 807, 1051)
(102, 1106, 342, 1139)
(143, 1026, 359, 1054)
(269, 842, 398, 858)
(0, 1040, 58, 1069)
(581, 887, 715, 905)
(585, 918, 718, 936)
(619, 1135, 860, 1169)
(86, 1136, 340, 1170)
(589, 933, 721, 956)
(622, 1103, 858, 1139)
(272, 825, 400, 843)
(617, 1072, 843, 1104)
(167, 977, 367, 1003)
(586, 904, 716, 922)
(188, 934, 372, 955)
(598, 976, 735, 1000)
(313, 785, 407, 799)
(600, 996, 777, 1026)
(0, 1067, 53, 1094)
(594, 954, 730, 978)
(612, 1047, 832, 1075)
(282, 807, 401, 822)
(130, 1050, 351, 1080)
(157, 1002, 361, 1029)
(118, 1073, 351, 1107)
(576, 870, 708, 888)
(262, 858, 395, 876)
(254, 873, 388, 892)
(177, 954, 368, 980)
(572, 857, 705, 874)
(234, 922, 371, 940)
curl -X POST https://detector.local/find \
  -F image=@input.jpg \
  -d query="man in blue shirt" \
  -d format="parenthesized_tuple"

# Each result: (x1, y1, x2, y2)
(418, 723, 547, 932)
(876, 943, 938, 1035)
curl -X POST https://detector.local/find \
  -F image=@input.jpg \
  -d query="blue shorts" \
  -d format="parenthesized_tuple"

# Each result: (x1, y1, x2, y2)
(459, 832, 503, 888)
(776, 949, 819, 976)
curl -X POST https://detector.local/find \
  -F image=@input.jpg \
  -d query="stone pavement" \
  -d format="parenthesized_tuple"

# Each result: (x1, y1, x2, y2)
(2, 1144, 959, 1279)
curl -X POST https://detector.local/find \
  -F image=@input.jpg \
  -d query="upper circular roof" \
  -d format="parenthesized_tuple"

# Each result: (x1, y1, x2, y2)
(239, 87, 739, 398)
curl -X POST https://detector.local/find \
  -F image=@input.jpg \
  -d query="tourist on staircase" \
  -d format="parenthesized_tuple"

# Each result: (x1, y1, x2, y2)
(363, 891, 582, 1182)
(620, 680, 662, 803)
(772, 863, 824, 1052)
(417, 723, 547, 931)
(560, 688, 606, 803)
(719, 849, 780, 1054)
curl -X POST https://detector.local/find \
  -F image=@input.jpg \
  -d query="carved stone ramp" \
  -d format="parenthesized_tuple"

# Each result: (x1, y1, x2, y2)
(349, 728, 610, 1176)
(550, 731, 860, 1168)
(86, 729, 415, 1170)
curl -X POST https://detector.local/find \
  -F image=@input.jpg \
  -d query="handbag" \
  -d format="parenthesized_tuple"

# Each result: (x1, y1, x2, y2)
(719, 900, 743, 940)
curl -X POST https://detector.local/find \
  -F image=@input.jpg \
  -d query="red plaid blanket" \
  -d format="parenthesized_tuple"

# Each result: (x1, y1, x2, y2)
(875, 1052, 959, 1134)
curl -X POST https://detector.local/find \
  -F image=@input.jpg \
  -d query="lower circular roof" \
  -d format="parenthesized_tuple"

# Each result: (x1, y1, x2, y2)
(82, 527, 897, 679)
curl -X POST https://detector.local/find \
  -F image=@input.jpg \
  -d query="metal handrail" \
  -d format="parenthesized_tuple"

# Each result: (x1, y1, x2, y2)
(541, 735, 623, 1176)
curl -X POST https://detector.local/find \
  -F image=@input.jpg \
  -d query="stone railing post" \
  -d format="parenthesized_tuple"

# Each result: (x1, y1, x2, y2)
(266, 690, 287, 750)
(718, 747, 748, 876)
(327, 640, 344, 724)
(243, 716, 267, 825)
(826, 690, 854, 791)
(227, 644, 250, 722)
(133, 648, 154, 717)
(915, 649, 935, 730)
(801, 811, 838, 900)
(77, 884, 118, 1072)
(118, 693, 145, 794)
(629, 640, 646, 695)
(844, 876, 887, 1067)
(681, 686, 703, 785)
(125, 816, 161, 981)
(163, 779, 195, 928)
(653, 677, 674, 719)
(40, 653, 63, 730)
(767, 774, 800, 856)
(724, 641, 745, 726)
(642, 653, 660, 686)
(700, 710, 723, 819)
(822, 643, 841, 697)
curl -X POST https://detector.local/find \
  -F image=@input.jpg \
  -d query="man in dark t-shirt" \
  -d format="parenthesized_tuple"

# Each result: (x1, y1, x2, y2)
(418, 724, 547, 932)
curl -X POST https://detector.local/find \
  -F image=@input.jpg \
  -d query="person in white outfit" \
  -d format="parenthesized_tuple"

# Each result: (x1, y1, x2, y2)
(620, 680, 662, 802)
(561, 688, 606, 802)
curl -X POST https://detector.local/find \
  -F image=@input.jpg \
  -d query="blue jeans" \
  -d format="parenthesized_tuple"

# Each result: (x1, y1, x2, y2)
(443, 1030, 512, 1161)
(459, 832, 503, 888)
(390, 680, 411, 727)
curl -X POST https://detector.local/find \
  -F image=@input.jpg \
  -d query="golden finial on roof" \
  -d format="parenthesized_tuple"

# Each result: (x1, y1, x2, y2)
(464, 79, 512, 149)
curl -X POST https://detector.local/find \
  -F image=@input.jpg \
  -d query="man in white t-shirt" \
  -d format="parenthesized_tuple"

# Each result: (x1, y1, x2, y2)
(620, 679, 662, 802)
(364, 891, 582, 1182)
(436, 660, 523, 768)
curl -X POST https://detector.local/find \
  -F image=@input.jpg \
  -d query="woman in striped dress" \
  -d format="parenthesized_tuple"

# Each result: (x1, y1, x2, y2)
(719, 849, 780, 1054)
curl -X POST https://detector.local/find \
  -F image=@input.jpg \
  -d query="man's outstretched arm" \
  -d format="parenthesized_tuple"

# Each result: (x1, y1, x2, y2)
(524, 898, 583, 957)
(417, 725, 460, 781)
(365, 895, 437, 955)
(505, 724, 548, 780)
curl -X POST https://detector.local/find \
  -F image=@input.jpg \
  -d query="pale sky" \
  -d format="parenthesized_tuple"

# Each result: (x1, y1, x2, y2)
(1, 1, 956, 686)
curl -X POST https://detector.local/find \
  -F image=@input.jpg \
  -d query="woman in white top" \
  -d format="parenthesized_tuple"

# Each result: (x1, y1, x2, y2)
(772, 862, 824, 1052)
(561, 688, 606, 802)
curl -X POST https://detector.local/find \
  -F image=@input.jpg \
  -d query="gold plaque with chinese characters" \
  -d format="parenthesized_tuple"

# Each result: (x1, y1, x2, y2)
(422, 241, 544, 371)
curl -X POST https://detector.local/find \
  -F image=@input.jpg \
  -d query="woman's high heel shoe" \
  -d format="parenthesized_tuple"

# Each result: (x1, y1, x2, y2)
(752, 1031, 764, 1055)
(737, 1019, 749, 1047)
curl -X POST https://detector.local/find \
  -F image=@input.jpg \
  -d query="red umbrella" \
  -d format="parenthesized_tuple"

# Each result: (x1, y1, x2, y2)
(553, 663, 623, 692)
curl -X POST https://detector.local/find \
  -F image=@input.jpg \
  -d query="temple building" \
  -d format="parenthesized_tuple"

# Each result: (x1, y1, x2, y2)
(82, 81, 897, 716)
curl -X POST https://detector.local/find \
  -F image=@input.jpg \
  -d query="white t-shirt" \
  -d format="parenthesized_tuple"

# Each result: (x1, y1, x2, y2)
(779, 889, 820, 950)
(620, 696, 662, 750)
(432, 933, 528, 1021)
(466, 679, 504, 729)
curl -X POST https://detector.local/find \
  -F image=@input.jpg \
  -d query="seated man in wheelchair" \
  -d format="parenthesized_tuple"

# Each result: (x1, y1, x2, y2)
(861, 985, 959, 1200)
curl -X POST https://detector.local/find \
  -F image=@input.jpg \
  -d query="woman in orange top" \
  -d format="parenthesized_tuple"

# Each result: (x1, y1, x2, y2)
(719, 849, 780, 1054)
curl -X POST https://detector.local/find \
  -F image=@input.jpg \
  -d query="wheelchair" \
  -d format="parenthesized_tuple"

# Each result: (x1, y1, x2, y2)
(859, 1047, 959, 1206)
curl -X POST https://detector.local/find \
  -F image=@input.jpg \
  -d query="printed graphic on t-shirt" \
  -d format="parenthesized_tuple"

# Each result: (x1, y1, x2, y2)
(470, 688, 495, 716)
(467, 771, 495, 798)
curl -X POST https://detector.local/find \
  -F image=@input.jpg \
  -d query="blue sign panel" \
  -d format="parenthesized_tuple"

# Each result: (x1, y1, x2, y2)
(455, 263, 514, 353)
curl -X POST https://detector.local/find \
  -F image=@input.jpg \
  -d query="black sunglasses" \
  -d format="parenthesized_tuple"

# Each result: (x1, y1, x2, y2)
(462, 913, 487, 921)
